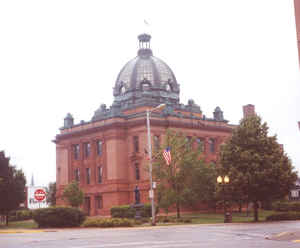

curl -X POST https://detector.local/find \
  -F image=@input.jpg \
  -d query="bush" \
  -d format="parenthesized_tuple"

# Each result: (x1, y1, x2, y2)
(9, 210, 33, 221)
(272, 201, 300, 212)
(32, 207, 86, 228)
(110, 203, 158, 219)
(110, 205, 135, 218)
(266, 212, 300, 221)
(82, 218, 133, 228)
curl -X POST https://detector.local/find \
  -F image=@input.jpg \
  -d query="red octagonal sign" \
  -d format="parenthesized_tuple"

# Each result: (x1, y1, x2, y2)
(34, 189, 46, 202)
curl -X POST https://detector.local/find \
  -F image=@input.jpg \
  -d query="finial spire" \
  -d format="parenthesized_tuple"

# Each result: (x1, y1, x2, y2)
(31, 173, 34, 186)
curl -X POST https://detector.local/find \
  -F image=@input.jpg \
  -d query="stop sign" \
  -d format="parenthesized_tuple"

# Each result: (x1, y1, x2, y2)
(34, 189, 46, 201)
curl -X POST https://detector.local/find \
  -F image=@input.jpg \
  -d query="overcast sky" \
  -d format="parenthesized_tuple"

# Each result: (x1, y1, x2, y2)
(0, 1, 299, 186)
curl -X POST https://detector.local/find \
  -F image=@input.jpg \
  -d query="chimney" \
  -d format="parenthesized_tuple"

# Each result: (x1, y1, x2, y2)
(243, 104, 255, 118)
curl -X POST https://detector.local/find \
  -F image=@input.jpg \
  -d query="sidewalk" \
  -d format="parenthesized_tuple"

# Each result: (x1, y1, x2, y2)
(267, 230, 300, 243)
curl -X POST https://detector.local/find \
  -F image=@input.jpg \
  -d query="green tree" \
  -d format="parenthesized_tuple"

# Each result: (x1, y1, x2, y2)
(0, 151, 26, 225)
(46, 182, 56, 206)
(62, 181, 84, 208)
(152, 129, 216, 218)
(219, 115, 297, 221)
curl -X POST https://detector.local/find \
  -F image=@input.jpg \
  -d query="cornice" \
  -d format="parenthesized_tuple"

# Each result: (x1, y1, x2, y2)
(55, 117, 234, 142)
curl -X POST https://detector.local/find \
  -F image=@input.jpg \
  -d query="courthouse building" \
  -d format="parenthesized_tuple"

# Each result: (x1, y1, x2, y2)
(54, 34, 252, 216)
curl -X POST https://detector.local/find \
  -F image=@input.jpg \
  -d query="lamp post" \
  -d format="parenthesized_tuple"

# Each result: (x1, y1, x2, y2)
(217, 175, 231, 223)
(147, 103, 165, 226)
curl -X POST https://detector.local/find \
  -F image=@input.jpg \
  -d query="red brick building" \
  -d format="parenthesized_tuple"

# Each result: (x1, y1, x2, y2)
(54, 34, 251, 216)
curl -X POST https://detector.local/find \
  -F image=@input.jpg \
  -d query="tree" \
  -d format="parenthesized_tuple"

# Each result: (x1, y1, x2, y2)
(62, 181, 84, 207)
(219, 115, 297, 221)
(0, 151, 26, 225)
(152, 129, 216, 218)
(46, 182, 56, 206)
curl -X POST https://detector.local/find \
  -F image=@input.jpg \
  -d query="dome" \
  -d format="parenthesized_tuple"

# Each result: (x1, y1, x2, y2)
(113, 34, 180, 107)
(115, 50, 178, 92)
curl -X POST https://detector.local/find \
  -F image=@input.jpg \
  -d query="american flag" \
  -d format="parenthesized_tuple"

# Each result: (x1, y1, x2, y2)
(163, 147, 171, 165)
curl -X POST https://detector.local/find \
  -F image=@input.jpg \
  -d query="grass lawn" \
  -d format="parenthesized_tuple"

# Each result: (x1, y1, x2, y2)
(158, 210, 277, 225)
(0, 220, 38, 229)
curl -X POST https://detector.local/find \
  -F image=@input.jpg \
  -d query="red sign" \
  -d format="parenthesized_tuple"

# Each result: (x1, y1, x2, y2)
(34, 189, 46, 201)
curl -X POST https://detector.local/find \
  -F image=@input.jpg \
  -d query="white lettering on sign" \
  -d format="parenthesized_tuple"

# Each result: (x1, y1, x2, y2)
(27, 186, 49, 209)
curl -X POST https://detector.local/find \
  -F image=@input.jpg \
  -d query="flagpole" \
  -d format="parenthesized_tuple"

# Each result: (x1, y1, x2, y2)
(146, 109, 156, 226)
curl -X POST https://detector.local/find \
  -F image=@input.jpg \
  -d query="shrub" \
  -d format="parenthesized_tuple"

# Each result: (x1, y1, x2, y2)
(272, 201, 300, 212)
(82, 218, 133, 228)
(32, 207, 86, 228)
(9, 210, 33, 221)
(266, 212, 300, 221)
(110, 203, 158, 218)
(110, 205, 135, 218)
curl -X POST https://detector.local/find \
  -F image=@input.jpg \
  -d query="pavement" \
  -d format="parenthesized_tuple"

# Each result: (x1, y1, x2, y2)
(2, 222, 300, 247)
(267, 229, 300, 243)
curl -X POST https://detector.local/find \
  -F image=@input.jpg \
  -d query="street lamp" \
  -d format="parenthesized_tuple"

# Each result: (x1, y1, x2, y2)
(147, 103, 166, 226)
(217, 175, 231, 223)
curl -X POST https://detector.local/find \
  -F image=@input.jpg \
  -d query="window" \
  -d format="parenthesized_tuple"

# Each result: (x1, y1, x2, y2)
(97, 140, 102, 156)
(73, 144, 80, 160)
(165, 83, 171, 91)
(196, 138, 204, 152)
(86, 168, 91, 184)
(291, 190, 299, 198)
(75, 168, 80, 182)
(98, 166, 103, 184)
(95, 195, 103, 209)
(209, 138, 215, 153)
(153, 135, 160, 151)
(135, 163, 140, 180)
(186, 136, 192, 149)
(133, 136, 139, 152)
(141, 83, 150, 91)
(84, 143, 91, 158)
(120, 86, 126, 95)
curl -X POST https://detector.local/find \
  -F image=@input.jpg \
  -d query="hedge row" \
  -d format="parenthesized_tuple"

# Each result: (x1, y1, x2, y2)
(156, 216, 192, 223)
(272, 201, 300, 212)
(32, 207, 86, 228)
(82, 218, 133, 228)
(9, 210, 33, 221)
(110, 203, 154, 218)
(266, 212, 300, 221)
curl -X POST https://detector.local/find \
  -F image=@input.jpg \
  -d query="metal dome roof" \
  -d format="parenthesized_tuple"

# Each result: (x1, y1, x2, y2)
(115, 50, 177, 91)
(113, 34, 179, 97)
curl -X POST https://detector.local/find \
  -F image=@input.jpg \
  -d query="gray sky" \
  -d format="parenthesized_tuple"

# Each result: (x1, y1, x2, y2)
(0, 0, 299, 186)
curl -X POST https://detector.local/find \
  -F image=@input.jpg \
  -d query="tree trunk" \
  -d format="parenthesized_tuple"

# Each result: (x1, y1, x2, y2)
(246, 201, 249, 217)
(176, 201, 180, 219)
(238, 201, 242, 213)
(253, 201, 259, 222)
(5, 214, 8, 226)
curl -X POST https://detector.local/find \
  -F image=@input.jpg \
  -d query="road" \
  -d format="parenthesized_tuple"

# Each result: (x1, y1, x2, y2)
(2, 221, 300, 248)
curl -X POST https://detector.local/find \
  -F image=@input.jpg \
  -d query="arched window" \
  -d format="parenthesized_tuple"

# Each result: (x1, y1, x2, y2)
(86, 168, 91, 184)
(120, 86, 126, 95)
(208, 138, 215, 153)
(196, 138, 204, 152)
(141, 83, 150, 91)
(153, 135, 160, 151)
(75, 168, 80, 182)
(98, 166, 103, 184)
(165, 83, 171, 91)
